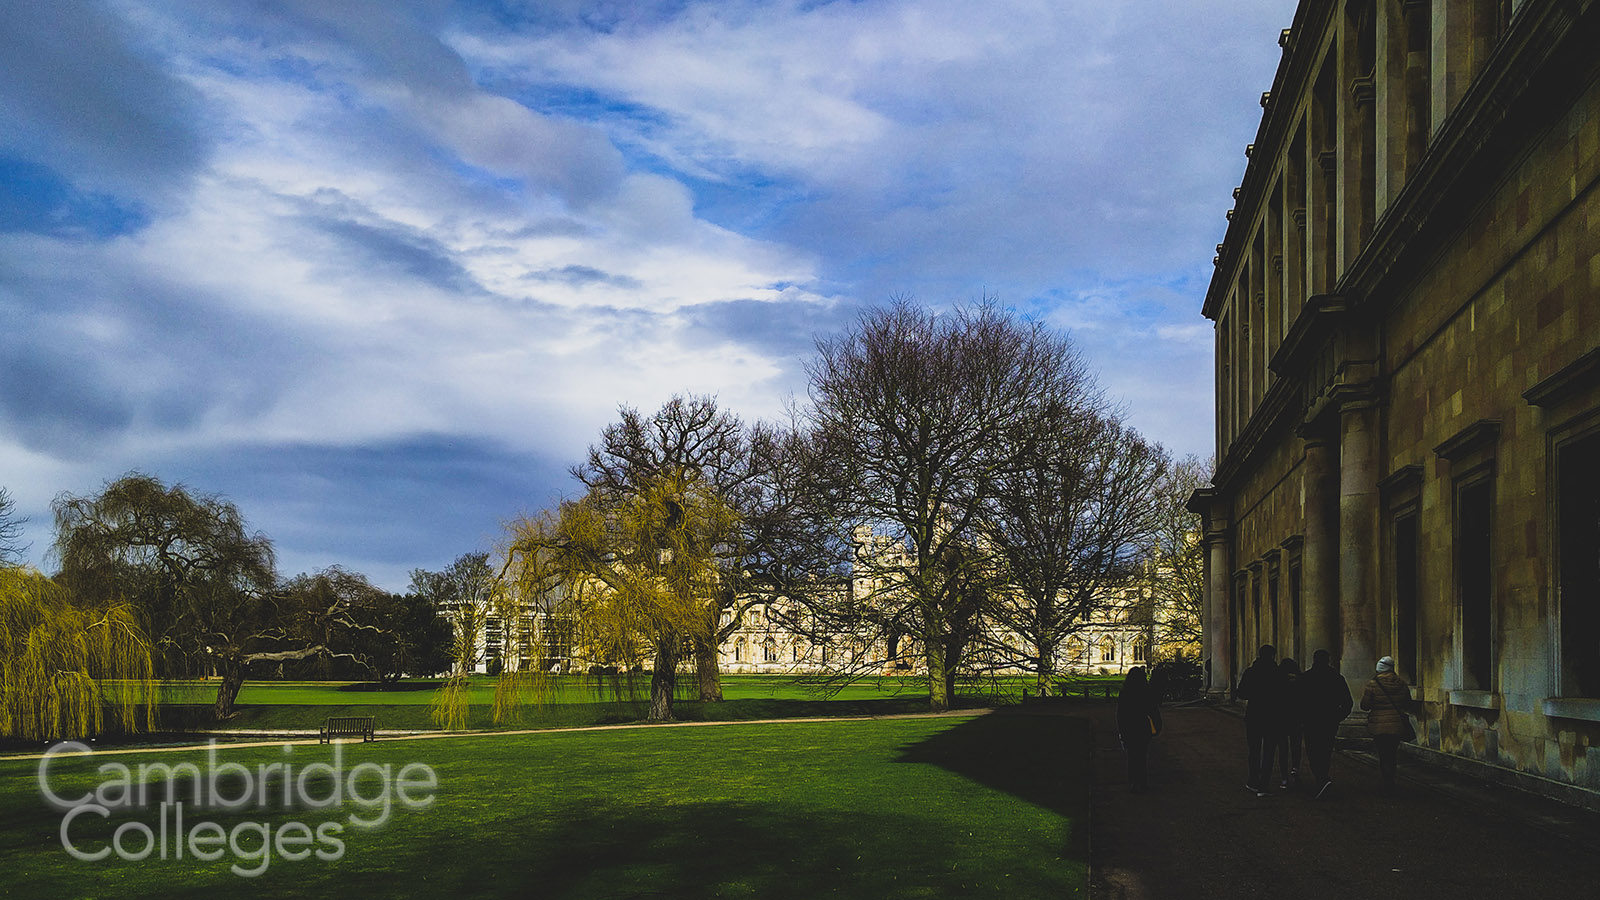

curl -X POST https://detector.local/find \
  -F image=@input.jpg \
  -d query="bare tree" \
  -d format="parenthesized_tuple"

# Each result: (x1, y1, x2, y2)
(797, 299, 1088, 711)
(980, 413, 1168, 695)
(0, 486, 28, 566)
(1142, 454, 1210, 660)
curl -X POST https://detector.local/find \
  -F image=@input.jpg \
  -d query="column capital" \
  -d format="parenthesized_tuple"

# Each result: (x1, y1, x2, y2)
(1330, 377, 1383, 412)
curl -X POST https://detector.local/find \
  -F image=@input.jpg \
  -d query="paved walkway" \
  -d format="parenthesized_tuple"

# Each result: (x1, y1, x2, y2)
(1084, 702, 1600, 899)
(0, 708, 988, 762)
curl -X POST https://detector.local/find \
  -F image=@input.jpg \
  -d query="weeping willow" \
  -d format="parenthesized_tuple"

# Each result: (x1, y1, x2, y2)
(428, 673, 472, 731)
(0, 567, 156, 741)
(500, 469, 739, 723)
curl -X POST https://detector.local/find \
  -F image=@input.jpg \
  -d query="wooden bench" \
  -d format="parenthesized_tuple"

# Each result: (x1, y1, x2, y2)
(320, 716, 376, 743)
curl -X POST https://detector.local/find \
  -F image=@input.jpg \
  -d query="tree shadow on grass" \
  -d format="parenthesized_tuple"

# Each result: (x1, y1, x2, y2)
(0, 795, 1078, 899)
(894, 709, 1092, 819)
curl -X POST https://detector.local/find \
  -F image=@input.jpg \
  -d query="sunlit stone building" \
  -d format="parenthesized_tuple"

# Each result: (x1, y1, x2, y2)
(1189, 0, 1600, 797)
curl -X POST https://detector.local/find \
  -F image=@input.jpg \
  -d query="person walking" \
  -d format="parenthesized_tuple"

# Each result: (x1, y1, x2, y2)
(1232, 644, 1283, 796)
(1299, 648, 1353, 799)
(1274, 657, 1304, 789)
(1117, 666, 1163, 791)
(1361, 655, 1417, 793)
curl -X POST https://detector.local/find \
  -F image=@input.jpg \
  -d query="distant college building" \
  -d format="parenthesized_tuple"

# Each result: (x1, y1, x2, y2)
(1189, 0, 1600, 797)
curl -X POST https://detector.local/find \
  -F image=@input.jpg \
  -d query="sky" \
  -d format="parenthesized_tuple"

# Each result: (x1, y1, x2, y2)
(1, 0, 1294, 590)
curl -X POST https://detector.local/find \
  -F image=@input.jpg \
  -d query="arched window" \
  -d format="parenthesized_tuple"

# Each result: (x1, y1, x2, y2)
(1100, 636, 1116, 663)
(763, 637, 777, 663)
(734, 638, 747, 663)
(1066, 637, 1086, 665)
(1133, 635, 1150, 664)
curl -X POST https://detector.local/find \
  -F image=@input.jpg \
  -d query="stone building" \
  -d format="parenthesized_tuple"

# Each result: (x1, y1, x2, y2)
(1189, 0, 1600, 796)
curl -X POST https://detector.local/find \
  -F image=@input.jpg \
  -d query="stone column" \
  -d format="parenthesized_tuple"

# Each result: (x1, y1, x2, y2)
(1299, 428, 1341, 662)
(1188, 487, 1234, 696)
(1336, 385, 1381, 688)
(1206, 527, 1233, 694)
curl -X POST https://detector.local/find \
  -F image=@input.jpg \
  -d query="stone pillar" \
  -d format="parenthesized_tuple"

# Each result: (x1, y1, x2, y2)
(1299, 429, 1341, 662)
(1206, 531, 1233, 694)
(1189, 487, 1234, 696)
(1336, 386, 1382, 688)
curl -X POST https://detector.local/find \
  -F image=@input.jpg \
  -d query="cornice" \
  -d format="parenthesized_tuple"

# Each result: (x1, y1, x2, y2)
(1339, 0, 1600, 309)
(1203, 0, 1335, 321)
(1523, 346, 1600, 408)
(1434, 419, 1502, 462)
(1212, 375, 1302, 494)
(1269, 293, 1347, 376)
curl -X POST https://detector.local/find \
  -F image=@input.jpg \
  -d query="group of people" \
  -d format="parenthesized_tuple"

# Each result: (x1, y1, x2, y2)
(1114, 645, 1418, 797)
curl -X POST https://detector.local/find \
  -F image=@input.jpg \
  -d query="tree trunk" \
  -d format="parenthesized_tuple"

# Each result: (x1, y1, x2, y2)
(649, 643, 679, 722)
(924, 625, 949, 712)
(694, 636, 723, 702)
(1036, 640, 1056, 698)
(214, 659, 246, 721)
(942, 634, 967, 709)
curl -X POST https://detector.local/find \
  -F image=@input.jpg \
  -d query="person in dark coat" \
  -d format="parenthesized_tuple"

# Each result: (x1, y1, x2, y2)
(1361, 655, 1417, 793)
(1232, 644, 1283, 796)
(1298, 648, 1353, 799)
(1117, 666, 1163, 791)
(1274, 657, 1304, 788)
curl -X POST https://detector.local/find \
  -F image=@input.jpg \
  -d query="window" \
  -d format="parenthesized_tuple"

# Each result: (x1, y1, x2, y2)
(734, 638, 746, 663)
(1457, 476, 1494, 690)
(1066, 637, 1086, 667)
(1251, 570, 1263, 650)
(1100, 636, 1117, 663)
(1558, 428, 1600, 696)
(1395, 512, 1420, 683)
(1266, 558, 1281, 655)
(1288, 557, 1304, 662)
(763, 638, 777, 663)
(1132, 636, 1149, 664)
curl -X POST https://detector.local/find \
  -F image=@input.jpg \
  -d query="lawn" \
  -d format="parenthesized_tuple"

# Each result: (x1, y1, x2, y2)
(0, 711, 1091, 898)
(145, 674, 1117, 733)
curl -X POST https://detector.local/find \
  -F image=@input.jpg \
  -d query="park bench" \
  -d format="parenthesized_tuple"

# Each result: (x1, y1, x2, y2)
(319, 716, 376, 743)
(1054, 682, 1117, 700)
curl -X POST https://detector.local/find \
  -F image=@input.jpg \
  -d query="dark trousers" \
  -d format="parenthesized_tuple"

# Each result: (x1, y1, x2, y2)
(1277, 723, 1303, 778)
(1375, 734, 1402, 788)
(1304, 722, 1338, 784)
(1245, 719, 1279, 788)
(1124, 738, 1151, 789)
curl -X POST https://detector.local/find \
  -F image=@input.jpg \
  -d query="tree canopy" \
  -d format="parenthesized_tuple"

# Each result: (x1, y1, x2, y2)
(0, 566, 155, 740)
(795, 299, 1106, 710)
(53, 474, 368, 719)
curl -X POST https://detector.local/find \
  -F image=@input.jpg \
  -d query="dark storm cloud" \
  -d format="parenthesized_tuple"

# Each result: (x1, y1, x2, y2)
(149, 435, 574, 588)
(0, 241, 312, 457)
(0, 0, 208, 198)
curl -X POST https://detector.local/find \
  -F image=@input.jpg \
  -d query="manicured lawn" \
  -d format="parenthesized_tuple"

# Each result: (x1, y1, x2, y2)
(0, 711, 1090, 898)
(146, 674, 1118, 733)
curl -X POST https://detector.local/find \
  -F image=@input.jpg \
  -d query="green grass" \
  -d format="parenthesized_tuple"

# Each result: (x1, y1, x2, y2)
(127, 674, 1119, 735)
(0, 711, 1090, 898)
(159, 674, 971, 706)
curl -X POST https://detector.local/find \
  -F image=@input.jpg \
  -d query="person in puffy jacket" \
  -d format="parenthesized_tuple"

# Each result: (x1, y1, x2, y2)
(1117, 666, 1163, 791)
(1360, 655, 1417, 793)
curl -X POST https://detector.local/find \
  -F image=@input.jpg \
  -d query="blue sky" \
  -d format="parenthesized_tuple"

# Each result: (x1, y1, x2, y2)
(1, 0, 1292, 589)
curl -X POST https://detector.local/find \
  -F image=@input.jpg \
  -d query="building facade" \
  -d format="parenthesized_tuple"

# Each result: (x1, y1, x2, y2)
(1191, 0, 1599, 795)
